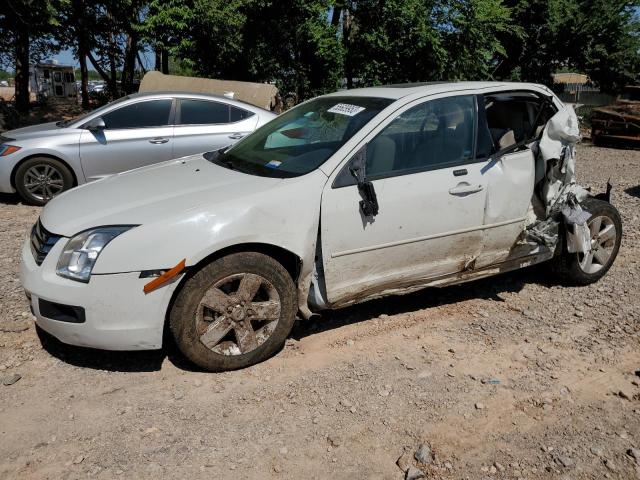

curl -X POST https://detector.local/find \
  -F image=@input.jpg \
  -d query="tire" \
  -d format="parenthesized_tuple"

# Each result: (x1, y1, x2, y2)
(170, 252, 297, 371)
(15, 157, 74, 206)
(551, 198, 622, 285)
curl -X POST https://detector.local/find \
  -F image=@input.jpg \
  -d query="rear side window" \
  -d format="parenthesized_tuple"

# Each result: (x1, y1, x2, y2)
(101, 100, 172, 129)
(483, 92, 556, 150)
(179, 99, 254, 125)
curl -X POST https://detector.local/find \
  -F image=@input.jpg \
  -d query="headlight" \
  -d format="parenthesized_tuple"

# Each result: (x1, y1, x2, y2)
(0, 144, 21, 156)
(56, 226, 136, 282)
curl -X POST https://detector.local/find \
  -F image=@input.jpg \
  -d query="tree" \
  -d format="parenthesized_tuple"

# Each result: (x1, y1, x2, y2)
(0, 0, 60, 113)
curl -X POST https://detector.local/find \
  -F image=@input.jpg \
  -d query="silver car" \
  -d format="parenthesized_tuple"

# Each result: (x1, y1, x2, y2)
(0, 92, 276, 205)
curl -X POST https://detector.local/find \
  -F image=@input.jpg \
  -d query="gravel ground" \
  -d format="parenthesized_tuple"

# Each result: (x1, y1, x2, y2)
(0, 144, 639, 480)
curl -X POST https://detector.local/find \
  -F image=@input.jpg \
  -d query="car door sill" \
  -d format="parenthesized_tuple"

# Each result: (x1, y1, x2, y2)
(323, 245, 554, 309)
(331, 217, 527, 258)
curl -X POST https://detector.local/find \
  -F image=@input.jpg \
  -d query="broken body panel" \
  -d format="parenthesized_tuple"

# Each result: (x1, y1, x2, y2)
(21, 81, 604, 351)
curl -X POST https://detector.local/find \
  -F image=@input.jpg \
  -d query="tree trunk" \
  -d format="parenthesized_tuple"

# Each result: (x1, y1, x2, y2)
(343, 9, 353, 89)
(78, 53, 90, 110)
(14, 26, 30, 114)
(121, 33, 138, 94)
(75, 0, 90, 109)
(155, 48, 162, 71)
(161, 49, 169, 74)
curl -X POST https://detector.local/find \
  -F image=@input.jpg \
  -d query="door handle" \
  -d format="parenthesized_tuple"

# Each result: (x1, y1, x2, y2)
(149, 137, 169, 144)
(228, 133, 245, 140)
(449, 182, 484, 196)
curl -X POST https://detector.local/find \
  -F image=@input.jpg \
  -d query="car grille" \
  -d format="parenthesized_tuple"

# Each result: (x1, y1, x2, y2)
(30, 219, 61, 266)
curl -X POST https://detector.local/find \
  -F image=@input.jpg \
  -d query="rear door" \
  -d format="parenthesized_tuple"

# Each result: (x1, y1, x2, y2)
(79, 98, 174, 181)
(172, 98, 258, 157)
(473, 91, 556, 267)
(320, 94, 489, 306)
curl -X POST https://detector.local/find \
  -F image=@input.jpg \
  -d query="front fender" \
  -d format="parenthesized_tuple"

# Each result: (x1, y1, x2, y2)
(91, 169, 327, 277)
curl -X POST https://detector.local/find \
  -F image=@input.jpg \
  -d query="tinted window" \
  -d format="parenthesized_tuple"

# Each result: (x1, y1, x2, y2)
(366, 95, 476, 178)
(231, 106, 254, 122)
(179, 99, 255, 124)
(101, 100, 172, 129)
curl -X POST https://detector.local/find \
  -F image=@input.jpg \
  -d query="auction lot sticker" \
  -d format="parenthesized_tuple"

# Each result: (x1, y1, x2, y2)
(327, 103, 366, 116)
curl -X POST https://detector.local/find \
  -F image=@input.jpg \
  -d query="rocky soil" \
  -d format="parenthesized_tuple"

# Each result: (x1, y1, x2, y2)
(0, 144, 639, 480)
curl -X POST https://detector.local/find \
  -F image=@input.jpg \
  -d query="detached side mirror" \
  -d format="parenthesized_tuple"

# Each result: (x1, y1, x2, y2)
(349, 145, 379, 217)
(85, 117, 106, 131)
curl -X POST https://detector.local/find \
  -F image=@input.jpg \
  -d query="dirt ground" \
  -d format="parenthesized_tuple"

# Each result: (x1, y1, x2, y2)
(0, 144, 639, 480)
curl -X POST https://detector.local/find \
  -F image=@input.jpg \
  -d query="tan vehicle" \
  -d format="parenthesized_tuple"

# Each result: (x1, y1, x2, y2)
(591, 86, 640, 146)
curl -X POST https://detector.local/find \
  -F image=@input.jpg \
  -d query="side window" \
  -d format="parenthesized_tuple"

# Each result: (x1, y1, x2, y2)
(101, 100, 172, 129)
(180, 99, 229, 124)
(484, 92, 557, 150)
(230, 105, 254, 122)
(179, 100, 255, 125)
(366, 95, 476, 179)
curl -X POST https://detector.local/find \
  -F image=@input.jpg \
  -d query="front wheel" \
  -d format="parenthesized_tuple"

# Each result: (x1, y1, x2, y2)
(15, 157, 74, 205)
(170, 252, 298, 371)
(551, 198, 622, 285)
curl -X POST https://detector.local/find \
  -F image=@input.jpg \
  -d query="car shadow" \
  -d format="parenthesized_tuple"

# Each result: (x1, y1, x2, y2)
(624, 185, 640, 199)
(290, 264, 556, 341)
(37, 264, 557, 373)
(0, 192, 24, 205)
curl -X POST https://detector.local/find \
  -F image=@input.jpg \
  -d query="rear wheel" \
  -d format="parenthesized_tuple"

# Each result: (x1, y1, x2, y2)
(551, 198, 622, 285)
(170, 252, 297, 371)
(15, 157, 74, 205)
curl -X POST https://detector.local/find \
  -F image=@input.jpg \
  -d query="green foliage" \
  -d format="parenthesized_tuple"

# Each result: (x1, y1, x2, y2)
(1, 0, 639, 104)
(346, 0, 447, 85)
(494, 0, 640, 92)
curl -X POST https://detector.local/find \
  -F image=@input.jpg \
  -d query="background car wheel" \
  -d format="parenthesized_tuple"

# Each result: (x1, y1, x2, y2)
(15, 157, 74, 206)
(551, 198, 622, 285)
(170, 252, 298, 371)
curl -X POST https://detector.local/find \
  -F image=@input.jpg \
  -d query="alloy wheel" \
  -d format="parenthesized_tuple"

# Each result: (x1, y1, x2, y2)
(577, 215, 617, 275)
(23, 164, 65, 201)
(195, 273, 281, 356)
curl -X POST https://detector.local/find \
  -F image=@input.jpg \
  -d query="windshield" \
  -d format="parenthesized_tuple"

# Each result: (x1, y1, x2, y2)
(57, 95, 132, 127)
(214, 96, 393, 178)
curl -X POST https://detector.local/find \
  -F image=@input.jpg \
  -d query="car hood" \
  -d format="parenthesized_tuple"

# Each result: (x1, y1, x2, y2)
(2, 121, 69, 141)
(40, 153, 286, 236)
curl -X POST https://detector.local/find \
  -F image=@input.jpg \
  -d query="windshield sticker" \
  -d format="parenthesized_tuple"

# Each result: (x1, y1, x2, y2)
(266, 160, 282, 169)
(327, 103, 366, 116)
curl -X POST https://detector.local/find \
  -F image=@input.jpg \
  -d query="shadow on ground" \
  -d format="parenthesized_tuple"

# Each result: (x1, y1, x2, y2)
(0, 193, 24, 206)
(624, 185, 640, 199)
(292, 263, 557, 340)
(36, 325, 200, 373)
(37, 263, 559, 373)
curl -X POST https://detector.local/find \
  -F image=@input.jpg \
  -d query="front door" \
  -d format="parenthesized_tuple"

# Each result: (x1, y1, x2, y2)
(320, 94, 489, 306)
(79, 98, 174, 181)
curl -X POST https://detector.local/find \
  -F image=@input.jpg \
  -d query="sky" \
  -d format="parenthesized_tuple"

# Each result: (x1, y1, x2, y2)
(52, 48, 155, 71)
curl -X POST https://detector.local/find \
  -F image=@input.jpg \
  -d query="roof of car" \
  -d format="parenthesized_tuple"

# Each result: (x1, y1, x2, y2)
(324, 81, 552, 100)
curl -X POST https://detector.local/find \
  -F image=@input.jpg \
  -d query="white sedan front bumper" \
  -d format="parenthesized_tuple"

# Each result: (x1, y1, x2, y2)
(19, 235, 180, 351)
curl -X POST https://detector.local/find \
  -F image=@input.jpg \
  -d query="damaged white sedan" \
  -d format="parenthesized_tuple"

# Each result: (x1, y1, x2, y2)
(20, 82, 622, 371)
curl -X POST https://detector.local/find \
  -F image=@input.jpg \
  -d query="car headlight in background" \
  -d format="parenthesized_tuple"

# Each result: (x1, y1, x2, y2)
(56, 226, 137, 282)
(0, 145, 21, 156)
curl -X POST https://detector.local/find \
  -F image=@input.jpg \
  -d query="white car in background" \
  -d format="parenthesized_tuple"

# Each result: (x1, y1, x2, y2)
(20, 82, 621, 371)
(0, 92, 275, 205)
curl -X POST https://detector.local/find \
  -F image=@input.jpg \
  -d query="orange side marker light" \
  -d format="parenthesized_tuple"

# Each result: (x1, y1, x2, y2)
(143, 259, 186, 294)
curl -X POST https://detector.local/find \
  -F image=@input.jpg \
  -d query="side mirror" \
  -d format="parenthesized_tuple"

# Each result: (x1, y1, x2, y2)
(349, 145, 379, 217)
(85, 117, 106, 131)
